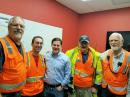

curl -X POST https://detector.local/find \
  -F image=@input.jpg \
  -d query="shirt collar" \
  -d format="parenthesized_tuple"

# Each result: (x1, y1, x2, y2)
(113, 50, 124, 58)
(51, 51, 61, 57)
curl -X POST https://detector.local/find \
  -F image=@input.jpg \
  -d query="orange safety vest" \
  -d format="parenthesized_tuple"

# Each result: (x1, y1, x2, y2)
(102, 50, 130, 95)
(74, 51, 95, 88)
(22, 51, 46, 96)
(0, 36, 26, 93)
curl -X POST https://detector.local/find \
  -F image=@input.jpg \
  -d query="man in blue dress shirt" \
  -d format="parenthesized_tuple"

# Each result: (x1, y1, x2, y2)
(44, 37, 71, 97)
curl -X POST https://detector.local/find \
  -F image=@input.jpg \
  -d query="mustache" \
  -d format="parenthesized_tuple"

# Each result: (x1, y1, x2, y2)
(13, 29, 22, 34)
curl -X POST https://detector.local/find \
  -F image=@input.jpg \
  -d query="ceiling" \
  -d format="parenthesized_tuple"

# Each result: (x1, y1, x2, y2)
(56, 0, 130, 14)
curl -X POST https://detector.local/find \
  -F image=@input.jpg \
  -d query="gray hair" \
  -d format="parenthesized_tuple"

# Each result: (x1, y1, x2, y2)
(8, 16, 25, 26)
(109, 32, 124, 42)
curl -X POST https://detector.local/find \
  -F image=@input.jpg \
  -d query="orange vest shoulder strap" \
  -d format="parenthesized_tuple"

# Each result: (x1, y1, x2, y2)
(1, 37, 13, 54)
(39, 54, 45, 67)
(122, 50, 130, 74)
(26, 52, 30, 67)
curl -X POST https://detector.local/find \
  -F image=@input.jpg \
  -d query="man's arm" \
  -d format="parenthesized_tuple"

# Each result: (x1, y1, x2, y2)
(92, 52, 103, 94)
(126, 70, 130, 97)
(126, 56, 130, 97)
(94, 56, 102, 86)
(61, 57, 71, 86)
(0, 42, 5, 72)
(0, 42, 4, 97)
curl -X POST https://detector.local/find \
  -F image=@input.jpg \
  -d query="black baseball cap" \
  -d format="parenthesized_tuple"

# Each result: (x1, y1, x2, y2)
(79, 35, 90, 44)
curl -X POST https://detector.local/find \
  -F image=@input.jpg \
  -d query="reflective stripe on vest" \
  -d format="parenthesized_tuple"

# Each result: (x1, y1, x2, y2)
(123, 56, 129, 74)
(2, 38, 13, 54)
(39, 54, 44, 67)
(0, 81, 26, 90)
(102, 50, 129, 95)
(26, 53, 31, 67)
(106, 50, 129, 74)
(26, 53, 44, 68)
(75, 69, 92, 77)
(108, 85, 127, 92)
(26, 76, 43, 83)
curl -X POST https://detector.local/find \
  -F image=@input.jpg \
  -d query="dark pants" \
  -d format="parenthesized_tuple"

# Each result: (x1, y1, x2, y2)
(44, 86, 64, 97)
(101, 88, 126, 97)
(1, 91, 21, 97)
(97, 85, 102, 97)
(43, 83, 64, 97)
(21, 91, 44, 97)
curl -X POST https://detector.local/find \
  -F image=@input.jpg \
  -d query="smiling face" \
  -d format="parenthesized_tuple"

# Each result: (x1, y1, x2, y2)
(109, 33, 123, 51)
(8, 16, 25, 45)
(51, 38, 62, 55)
(32, 37, 43, 54)
(52, 41, 61, 55)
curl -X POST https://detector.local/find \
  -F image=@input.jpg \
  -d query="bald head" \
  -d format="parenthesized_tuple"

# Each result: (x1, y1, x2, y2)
(109, 33, 124, 51)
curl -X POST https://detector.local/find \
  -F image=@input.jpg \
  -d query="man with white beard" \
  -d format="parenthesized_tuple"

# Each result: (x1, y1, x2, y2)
(0, 16, 26, 97)
(100, 33, 130, 97)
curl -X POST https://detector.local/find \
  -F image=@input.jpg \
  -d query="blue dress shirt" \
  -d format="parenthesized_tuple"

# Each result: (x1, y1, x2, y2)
(44, 51, 71, 86)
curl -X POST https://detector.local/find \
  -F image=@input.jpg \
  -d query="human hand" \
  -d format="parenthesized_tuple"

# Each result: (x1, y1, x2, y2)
(90, 87, 97, 93)
(0, 93, 2, 97)
(126, 94, 130, 97)
(56, 85, 63, 91)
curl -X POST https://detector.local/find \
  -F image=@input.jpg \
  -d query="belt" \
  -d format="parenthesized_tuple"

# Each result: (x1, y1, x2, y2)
(45, 82, 61, 88)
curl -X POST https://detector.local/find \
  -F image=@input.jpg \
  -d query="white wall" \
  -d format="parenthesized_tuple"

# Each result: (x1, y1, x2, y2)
(0, 13, 63, 54)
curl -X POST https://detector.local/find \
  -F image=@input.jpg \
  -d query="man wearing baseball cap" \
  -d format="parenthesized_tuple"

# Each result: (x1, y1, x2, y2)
(66, 35, 102, 97)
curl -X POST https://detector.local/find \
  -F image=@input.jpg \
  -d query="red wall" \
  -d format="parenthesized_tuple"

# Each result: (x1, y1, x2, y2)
(1, 0, 130, 52)
(0, 0, 79, 52)
(79, 7, 130, 52)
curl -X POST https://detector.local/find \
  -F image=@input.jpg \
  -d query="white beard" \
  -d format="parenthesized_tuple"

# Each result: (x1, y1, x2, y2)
(111, 46, 120, 51)
(13, 33, 23, 43)
(15, 33, 22, 41)
(15, 33, 22, 38)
